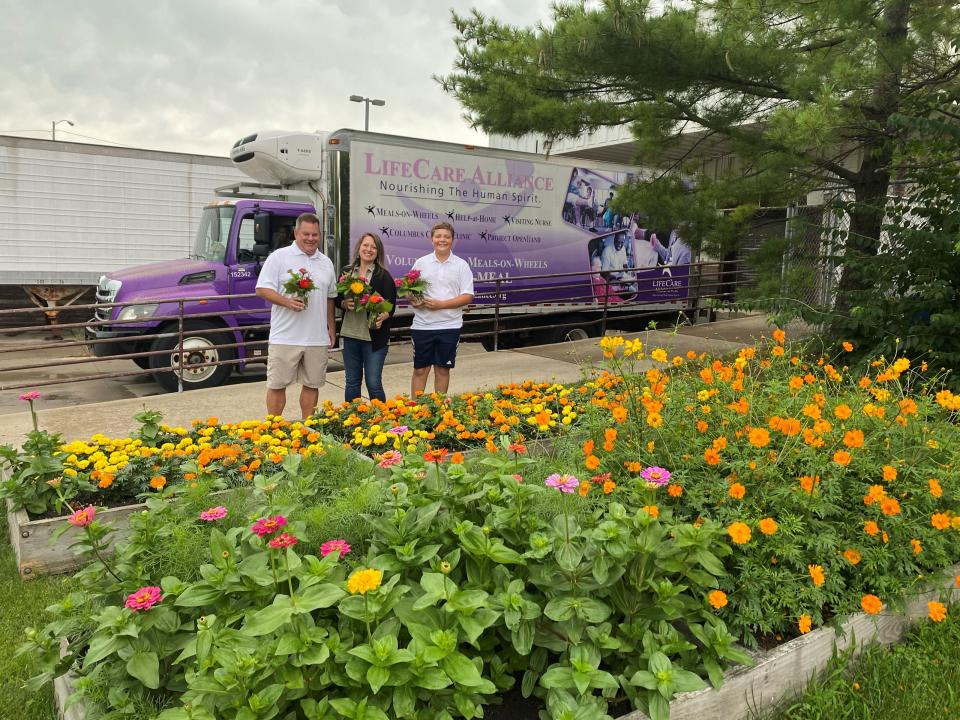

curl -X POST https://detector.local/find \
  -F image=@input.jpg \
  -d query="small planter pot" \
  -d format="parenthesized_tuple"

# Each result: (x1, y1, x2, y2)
(614, 562, 960, 720)
(6, 497, 143, 580)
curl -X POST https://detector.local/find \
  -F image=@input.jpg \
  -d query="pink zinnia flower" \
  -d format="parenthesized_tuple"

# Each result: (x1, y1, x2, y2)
(199, 506, 228, 522)
(545, 473, 579, 493)
(376, 450, 403, 468)
(320, 539, 351, 558)
(19, 391, 42, 402)
(251, 515, 288, 537)
(513, 474, 524, 483)
(67, 506, 96, 527)
(125, 586, 163, 612)
(387, 426, 408, 435)
(268, 532, 298, 549)
(641, 466, 671, 487)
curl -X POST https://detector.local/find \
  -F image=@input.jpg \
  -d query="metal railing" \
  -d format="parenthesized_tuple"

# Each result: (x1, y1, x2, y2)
(0, 259, 748, 393)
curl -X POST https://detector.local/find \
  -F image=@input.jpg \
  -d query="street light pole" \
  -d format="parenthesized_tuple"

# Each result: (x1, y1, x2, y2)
(348, 95, 386, 132)
(51, 119, 74, 140)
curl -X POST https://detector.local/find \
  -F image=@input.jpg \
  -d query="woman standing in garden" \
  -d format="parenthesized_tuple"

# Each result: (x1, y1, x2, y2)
(337, 232, 396, 402)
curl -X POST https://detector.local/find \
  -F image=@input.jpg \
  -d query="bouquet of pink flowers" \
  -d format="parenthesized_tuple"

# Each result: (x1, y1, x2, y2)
(394, 268, 428, 303)
(360, 292, 394, 328)
(282, 267, 316, 307)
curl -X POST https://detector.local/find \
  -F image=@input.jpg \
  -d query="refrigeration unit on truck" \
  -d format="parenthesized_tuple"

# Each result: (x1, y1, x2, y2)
(0, 134, 247, 315)
(90, 129, 693, 391)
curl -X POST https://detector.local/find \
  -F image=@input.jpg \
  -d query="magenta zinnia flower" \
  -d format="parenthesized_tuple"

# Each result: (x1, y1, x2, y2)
(376, 450, 403, 468)
(320, 538, 351, 558)
(268, 532, 298, 549)
(387, 426, 409, 435)
(251, 515, 288, 537)
(125, 586, 163, 612)
(67, 506, 96, 527)
(641, 466, 671, 486)
(19, 391, 41, 402)
(199, 506, 228, 522)
(545, 473, 579, 493)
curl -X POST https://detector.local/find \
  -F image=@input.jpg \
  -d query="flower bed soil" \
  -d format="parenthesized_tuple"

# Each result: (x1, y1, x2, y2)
(51, 563, 960, 720)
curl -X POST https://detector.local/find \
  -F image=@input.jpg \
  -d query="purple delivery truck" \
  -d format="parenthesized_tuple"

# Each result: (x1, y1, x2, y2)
(90, 129, 689, 391)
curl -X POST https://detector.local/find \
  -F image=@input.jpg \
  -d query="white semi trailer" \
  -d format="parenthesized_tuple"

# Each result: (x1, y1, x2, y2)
(0, 134, 247, 313)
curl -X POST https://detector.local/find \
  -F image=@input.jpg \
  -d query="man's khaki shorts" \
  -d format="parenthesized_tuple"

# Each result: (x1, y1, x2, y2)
(266, 344, 329, 390)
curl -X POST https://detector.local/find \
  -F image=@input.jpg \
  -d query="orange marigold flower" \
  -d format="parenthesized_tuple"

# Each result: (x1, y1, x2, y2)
(578, 481, 591, 497)
(863, 484, 886, 505)
(696, 420, 709, 433)
(602, 480, 616, 494)
(929, 479, 943, 498)
(149, 475, 167, 490)
(582, 439, 595, 455)
(834, 404, 852, 420)
(789, 376, 805, 390)
(929, 601, 947, 623)
(843, 548, 862, 565)
(728, 482, 746, 500)
(667, 484, 683, 498)
(911, 538, 922, 555)
(611, 406, 628, 423)
(880, 497, 901, 516)
(833, 449, 852, 467)
(808, 564, 825, 587)
(932, 513, 951, 530)
(727, 522, 752, 544)
(712, 436, 728, 451)
(882, 465, 897, 482)
(450, 452, 465, 465)
(748, 428, 770, 448)
(864, 520, 880, 536)
(642, 505, 659, 518)
(584, 454, 600, 471)
(772, 328, 786, 344)
(700, 368, 714, 384)
(759, 518, 778, 535)
(798, 614, 812, 634)
(799, 475, 819, 495)
(708, 590, 728, 609)
(97, 472, 115, 489)
(624, 461, 642, 473)
(771, 346, 785, 357)
(843, 429, 864, 448)
(861, 594, 883, 615)
(703, 448, 721, 466)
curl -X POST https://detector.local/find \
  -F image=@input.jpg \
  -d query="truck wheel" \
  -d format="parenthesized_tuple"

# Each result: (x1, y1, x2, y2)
(547, 322, 601, 344)
(149, 321, 235, 392)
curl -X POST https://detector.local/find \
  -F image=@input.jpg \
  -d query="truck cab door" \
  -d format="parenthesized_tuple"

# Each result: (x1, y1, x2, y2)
(228, 213, 298, 315)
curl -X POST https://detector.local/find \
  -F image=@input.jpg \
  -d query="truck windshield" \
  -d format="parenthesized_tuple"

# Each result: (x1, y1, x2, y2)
(192, 207, 235, 262)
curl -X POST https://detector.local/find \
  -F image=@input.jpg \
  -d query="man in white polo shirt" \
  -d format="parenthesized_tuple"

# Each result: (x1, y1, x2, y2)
(409, 221, 474, 396)
(255, 213, 337, 419)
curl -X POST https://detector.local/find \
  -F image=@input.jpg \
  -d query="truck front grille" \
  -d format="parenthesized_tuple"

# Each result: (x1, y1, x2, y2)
(94, 276, 122, 323)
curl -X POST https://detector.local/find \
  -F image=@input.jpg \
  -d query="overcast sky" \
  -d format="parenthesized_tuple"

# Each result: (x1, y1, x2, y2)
(0, 0, 555, 156)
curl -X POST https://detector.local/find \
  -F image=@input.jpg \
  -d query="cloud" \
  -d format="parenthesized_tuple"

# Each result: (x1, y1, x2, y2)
(0, 0, 554, 155)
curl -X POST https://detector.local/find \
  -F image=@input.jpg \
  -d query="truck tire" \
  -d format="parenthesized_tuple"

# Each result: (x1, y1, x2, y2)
(546, 321, 601, 344)
(149, 321, 235, 392)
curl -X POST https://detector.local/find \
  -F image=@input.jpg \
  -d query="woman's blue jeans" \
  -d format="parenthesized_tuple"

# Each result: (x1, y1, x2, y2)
(342, 337, 388, 402)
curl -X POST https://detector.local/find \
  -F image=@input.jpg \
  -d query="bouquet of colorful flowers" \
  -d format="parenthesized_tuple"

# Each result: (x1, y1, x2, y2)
(282, 267, 316, 307)
(360, 292, 393, 328)
(336, 271, 372, 306)
(394, 268, 429, 303)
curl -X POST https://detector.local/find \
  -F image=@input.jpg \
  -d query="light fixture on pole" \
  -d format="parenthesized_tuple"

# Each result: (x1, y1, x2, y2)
(51, 119, 74, 140)
(349, 95, 385, 132)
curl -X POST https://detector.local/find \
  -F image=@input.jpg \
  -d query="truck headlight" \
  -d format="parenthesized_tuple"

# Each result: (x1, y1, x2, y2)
(117, 304, 159, 321)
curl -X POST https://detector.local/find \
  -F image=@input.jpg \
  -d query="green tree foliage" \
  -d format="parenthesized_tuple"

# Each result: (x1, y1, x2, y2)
(439, 0, 960, 304)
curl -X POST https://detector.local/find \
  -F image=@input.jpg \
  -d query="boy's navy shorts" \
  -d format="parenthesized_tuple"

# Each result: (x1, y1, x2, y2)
(411, 328, 461, 369)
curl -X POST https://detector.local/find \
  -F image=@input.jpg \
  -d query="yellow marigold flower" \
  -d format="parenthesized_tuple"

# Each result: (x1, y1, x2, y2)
(708, 590, 728, 609)
(347, 568, 383, 595)
(727, 522, 751, 545)
(929, 601, 947, 622)
(759, 517, 778, 535)
(861, 594, 883, 615)
(808, 564, 825, 587)
(798, 614, 812, 634)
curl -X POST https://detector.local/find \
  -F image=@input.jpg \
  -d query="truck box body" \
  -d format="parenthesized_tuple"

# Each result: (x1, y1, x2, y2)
(0, 135, 246, 287)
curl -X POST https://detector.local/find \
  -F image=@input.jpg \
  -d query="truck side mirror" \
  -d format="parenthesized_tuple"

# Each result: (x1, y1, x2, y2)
(253, 212, 272, 258)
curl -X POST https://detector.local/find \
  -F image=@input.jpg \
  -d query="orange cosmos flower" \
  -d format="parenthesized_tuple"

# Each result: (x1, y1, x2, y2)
(863, 484, 885, 505)
(450, 452, 465, 465)
(582, 439, 595, 455)
(611, 406, 627, 423)
(843, 429, 864, 448)
(911, 538, 922, 555)
(728, 482, 746, 500)
(861, 594, 883, 615)
(789, 376, 805, 390)
(602, 480, 616, 494)
(748, 428, 770, 448)
(727, 522, 751, 544)
(798, 615, 812, 634)
(833, 450, 852, 467)
(882, 465, 897, 482)
(772, 328, 786, 344)
(843, 548, 862, 565)
(932, 513, 951, 530)
(842, 341, 854, 352)
(667, 484, 683, 498)
(929, 479, 943, 498)
(929, 601, 947, 622)
(799, 475, 819, 495)
(642, 505, 659, 518)
(584, 454, 600, 471)
(771, 346, 785, 357)
(880, 497, 901, 516)
(704, 448, 721, 466)
(808, 564, 825, 587)
(696, 420, 709, 433)
(833, 404, 852, 420)
(708, 590, 728, 609)
(759, 518, 778, 535)
(578, 481, 591, 497)
(864, 520, 880, 536)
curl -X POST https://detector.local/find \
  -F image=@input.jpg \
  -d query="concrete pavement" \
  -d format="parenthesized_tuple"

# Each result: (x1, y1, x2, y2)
(0, 315, 806, 446)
